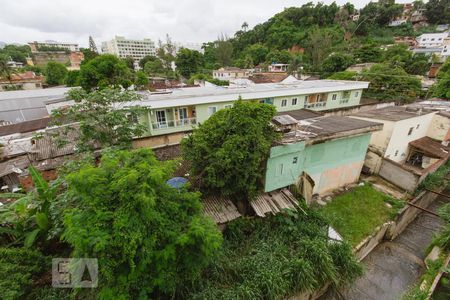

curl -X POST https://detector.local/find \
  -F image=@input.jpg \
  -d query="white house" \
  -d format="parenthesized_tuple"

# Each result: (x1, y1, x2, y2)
(417, 32, 449, 48)
(350, 106, 438, 173)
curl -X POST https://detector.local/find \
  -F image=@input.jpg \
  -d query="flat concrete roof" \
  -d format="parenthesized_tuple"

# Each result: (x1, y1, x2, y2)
(352, 106, 435, 122)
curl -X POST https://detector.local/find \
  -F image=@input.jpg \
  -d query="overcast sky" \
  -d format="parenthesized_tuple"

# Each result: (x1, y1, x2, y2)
(0, 0, 414, 47)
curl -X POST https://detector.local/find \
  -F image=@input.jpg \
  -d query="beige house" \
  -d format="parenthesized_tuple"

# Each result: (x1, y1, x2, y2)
(212, 67, 252, 80)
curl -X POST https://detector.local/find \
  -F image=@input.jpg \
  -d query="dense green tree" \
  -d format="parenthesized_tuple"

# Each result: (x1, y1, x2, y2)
(361, 64, 422, 102)
(244, 43, 269, 66)
(78, 54, 134, 91)
(202, 42, 219, 70)
(321, 52, 354, 76)
(122, 56, 135, 70)
(188, 73, 229, 86)
(144, 58, 165, 76)
(0, 248, 47, 300)
(51, 88, 148, 151)
(139, 55, 157, 69)
(215, 35, 234, 67)
(175, 48, 204, 78)
(135, 70, 148, 89)
(265, 49, 292, 64)
(44, 61, 67, 86)
(157, 35, 177, 73)
(0, 44, 31, 64)
(327, 71, 358, 80)
(80, 48, 98, 65)
(306, 28, 339, 70)
(354, 43, 382, 63)
(0, 54, 12, 81)
(432, 60, 450, 98)
(62, 148, 222, 299)
(65, 70, 80, 87)
(425, 0, 450, 24)
(182, 100, 279, 201)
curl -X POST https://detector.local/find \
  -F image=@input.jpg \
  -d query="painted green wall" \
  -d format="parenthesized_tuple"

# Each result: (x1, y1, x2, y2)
(264, 133, 371, 192)
(139, 88, 364, 136)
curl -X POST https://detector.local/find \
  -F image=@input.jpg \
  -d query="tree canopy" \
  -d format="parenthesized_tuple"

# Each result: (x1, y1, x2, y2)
(51, 88, 148, 151)
(175, 48, 204, 78)
(182, 100, 279, 201)
(78, 54, 134, 91)
(361, 63, 422, 102)
(62, 148, 222, 299)
(44, 61, 67, 86)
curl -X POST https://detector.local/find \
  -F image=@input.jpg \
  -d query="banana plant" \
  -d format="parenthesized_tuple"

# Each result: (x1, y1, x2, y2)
(0, 166, 59, 248)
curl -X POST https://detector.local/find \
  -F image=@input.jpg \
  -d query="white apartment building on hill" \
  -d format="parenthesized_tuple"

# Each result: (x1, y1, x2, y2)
(101, 36, 156, 69)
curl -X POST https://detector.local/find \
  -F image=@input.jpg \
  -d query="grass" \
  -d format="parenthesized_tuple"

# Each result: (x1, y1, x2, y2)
(184, 207, 363, 299)
(319, 184, 404, 246)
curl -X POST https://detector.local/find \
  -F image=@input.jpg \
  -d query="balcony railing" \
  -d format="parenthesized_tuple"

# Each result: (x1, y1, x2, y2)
(304, 101, 326, 109)
(339, 98, 350, 104)
(152, 117, 197, 130)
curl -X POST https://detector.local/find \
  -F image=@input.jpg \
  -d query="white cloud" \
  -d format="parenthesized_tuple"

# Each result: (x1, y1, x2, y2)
(0, 0, 396, 47)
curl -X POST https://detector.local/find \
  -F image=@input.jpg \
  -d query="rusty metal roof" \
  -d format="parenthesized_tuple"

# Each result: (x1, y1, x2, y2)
(409, 137, 450, 159)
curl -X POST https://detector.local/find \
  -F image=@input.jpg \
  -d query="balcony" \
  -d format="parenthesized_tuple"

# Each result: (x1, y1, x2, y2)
(304, 101, 326, 109)
(151, 117, 197, 131)
(339, 98, 350, 104)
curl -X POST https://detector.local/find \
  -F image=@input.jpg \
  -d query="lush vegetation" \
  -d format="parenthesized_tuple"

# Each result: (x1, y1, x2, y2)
(51, 88, 149, 151)
(186, 208, 363, 299)
(319, 184, 404, 246)
(432, 60, 450, 99)
(418, 160, 450, 192)
(44, 61, 67, 86)
(62, 148, 222, 299)
(182, 100, 279, 201)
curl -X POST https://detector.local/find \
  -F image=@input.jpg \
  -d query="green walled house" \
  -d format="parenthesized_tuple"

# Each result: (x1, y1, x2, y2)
(266, 111, 382, 203)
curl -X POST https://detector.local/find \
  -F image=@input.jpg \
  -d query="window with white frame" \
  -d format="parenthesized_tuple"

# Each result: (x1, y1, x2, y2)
(292, 98, 298, 105)
(332, 94, 337, 100)
(281, 99, 287, 107)
(355, 91, 359, 97)
(208, 106, 217, 116)
(408, 127, 413, 136)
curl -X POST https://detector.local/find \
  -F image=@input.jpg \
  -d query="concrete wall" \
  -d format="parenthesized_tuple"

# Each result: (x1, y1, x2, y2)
(132, 132, 186, 149)
(354, 222, 391, 261)
(364, 150, 383, 174)
(264, 133, 371, 194)
(321, 101, 394, 117)
(378, 159, 420, 192)
(427, 113, 450, 141)
(386, 190, 439, 240)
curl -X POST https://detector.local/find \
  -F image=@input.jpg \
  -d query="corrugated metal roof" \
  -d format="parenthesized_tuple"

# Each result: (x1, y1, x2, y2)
(250, 189, 299, 217)
(203, 195, 241, 224)
(0, 87, 70, 123)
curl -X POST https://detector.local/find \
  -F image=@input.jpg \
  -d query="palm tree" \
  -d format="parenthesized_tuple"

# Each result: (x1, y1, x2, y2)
(241, 22, 249, 32)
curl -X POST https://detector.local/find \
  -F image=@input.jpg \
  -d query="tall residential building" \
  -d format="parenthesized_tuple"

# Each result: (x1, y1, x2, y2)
(101, 36, 156, 69)
(89, 36, 98, 53)
(28, 41, 79, 53)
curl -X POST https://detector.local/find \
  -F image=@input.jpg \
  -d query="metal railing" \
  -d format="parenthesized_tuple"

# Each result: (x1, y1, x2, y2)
(304, 101, 327, 109)
(151, 118, 196, 130)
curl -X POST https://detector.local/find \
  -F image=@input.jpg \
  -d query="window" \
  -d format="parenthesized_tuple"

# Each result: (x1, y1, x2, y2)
(224, 104, 232, 109)
(408, 127, 414, 136)
(276, 164, 284, 176)
(292, 157, 298, 164)
(355, 91, 359, 97)
(281, 99, 287, 107)
(208, 106, 217, 116)
(332, 94, 337, 100)
(292, 98, 298, 105)
(343, 91, 351, 99)
(416, 124, 420, 129)
(156, 110, 167, 128)
(127, 113, 138, 124)
(395, 150, 399, 156)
